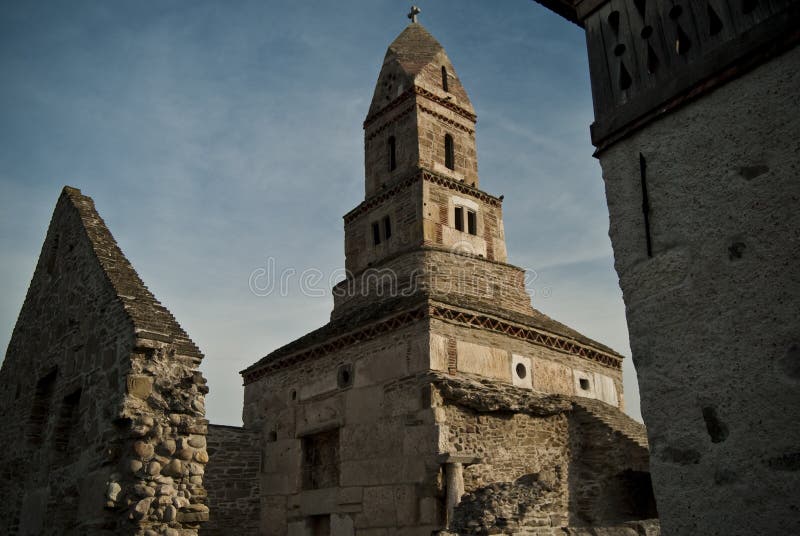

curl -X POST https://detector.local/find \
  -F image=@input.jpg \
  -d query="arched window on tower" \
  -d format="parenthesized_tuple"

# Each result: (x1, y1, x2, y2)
(387, 136, 397, 171)
(444, 134, 455, 170)
(441, 66, 449, 92)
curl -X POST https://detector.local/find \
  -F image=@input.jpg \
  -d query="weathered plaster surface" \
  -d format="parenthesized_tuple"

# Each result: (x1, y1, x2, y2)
(598, 44, 800, 535)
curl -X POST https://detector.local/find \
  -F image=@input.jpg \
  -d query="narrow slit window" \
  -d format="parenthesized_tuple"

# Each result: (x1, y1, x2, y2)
(29, 369, 58, 446)
(444, 134, 454, 170)
(454, 206, 464, 231)
(441, 66, 449, 92)
(467, 210, 477, 235)
(372, 222, 381, 245)
(54, 388, 81, 462)
(383, 216, 392, 240)
(387, 136, 397, 171)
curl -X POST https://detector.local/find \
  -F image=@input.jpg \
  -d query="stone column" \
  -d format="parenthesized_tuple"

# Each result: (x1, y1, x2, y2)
(445, 462, 465, 526)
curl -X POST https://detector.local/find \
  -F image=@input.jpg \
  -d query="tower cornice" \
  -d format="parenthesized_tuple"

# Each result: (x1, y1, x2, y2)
(363, 85, 477, 131)
(343, 168, 501, 225)
(240, 298, 623, 384)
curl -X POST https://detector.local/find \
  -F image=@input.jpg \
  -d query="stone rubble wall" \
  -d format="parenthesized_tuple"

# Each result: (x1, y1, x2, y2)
(432, 374, 658, 535)
(202, 425, 260, 535)
(113, 341, 210, 536)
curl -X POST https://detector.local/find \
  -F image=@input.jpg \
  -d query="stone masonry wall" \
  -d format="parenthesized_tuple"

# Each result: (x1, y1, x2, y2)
(0, 188, 209, 535)
(0, 190, 137, 534)
(364, 98, 419, 198)
(423, 181, 508, 262)
(203, 425, 260, 535)
(430, 318, 623, 406)
(243, 322, 446, 533)
(343, 180, 423, 275)
(415, 92, 479, 188)
(432, 375, 657, 535)
(598, 44, 800, 535)
(332, 248, 532, 321)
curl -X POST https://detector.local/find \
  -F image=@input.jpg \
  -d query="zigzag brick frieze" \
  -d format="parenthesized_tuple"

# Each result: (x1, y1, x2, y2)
(242, 301, 622, 385)
(242, 306, 428, 384)
(429, 304, 623, 370)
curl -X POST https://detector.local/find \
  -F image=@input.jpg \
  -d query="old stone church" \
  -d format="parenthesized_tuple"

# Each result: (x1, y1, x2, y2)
(0, 17, 658, 536)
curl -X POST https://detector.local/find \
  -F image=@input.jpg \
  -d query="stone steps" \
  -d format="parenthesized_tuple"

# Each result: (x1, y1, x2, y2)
(571, 397, 649, 450)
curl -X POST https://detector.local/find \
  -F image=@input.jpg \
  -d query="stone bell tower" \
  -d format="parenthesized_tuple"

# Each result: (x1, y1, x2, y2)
(363, 22, 478, 196)
(336, 20, 529, 321)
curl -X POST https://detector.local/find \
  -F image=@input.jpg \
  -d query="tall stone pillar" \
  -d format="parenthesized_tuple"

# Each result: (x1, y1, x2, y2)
(445, 462, 465, 526)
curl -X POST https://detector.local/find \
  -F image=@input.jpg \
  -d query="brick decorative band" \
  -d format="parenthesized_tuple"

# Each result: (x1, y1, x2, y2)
(428, 305, 623, 370)
(241, 305, 428, 384)
(418, 104, 475, 135)
(363, 85, 476, 130)
(365, 104, 416, 142)
(241, 302, 622, 384)
(343, 169, 501, 224)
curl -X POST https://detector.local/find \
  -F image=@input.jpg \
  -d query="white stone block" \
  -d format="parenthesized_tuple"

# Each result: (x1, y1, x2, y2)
(511, 354, 533, 389)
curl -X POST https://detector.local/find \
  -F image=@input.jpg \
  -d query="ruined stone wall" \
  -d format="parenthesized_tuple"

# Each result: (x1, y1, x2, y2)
(597, 44, 800, 535)
(568, 402, 654, 526)
(436, 384, 572, 534)
(0, 192, 136, 534)
(432, 375, 656, 535)
(243, 322, 446, 534)
(0, 188, 208, 535)
(203, 425, 260, 535)
(444, 405, 571, 496)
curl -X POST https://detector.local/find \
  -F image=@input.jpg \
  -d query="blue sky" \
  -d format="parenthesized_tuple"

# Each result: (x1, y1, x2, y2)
(0, 0, 643, 424)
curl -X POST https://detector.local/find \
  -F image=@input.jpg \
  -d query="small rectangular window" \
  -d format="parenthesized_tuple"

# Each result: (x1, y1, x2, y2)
(445, 134, 455, 170)
(54, 388, 81, 462)
(29, 369, 58, 446)
(454, 206, 464, 231)
(383, 216, 392, 240)
(467, 210, 477, 235)
(372, 222, 381, 245)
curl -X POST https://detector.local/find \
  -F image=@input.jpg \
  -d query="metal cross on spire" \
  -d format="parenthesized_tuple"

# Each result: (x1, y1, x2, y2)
(407, 6, 421, 23)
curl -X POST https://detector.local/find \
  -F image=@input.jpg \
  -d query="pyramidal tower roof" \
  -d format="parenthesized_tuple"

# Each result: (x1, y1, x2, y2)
(367, 22, 474, 118)
(387, 23, 445, 75)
